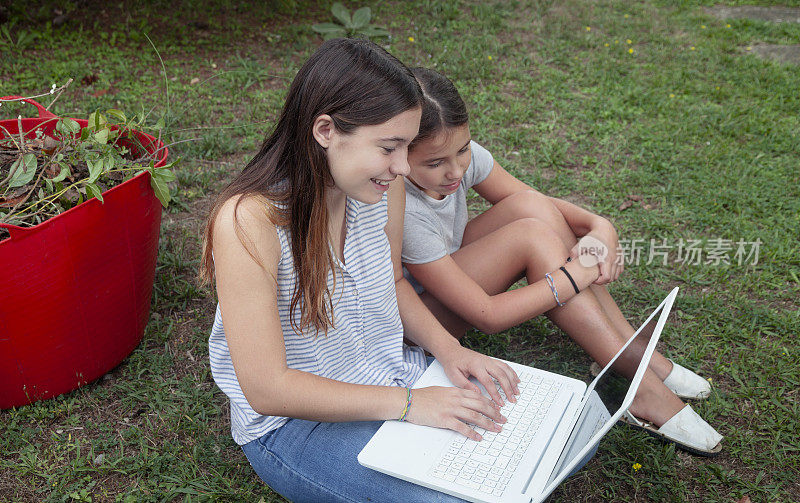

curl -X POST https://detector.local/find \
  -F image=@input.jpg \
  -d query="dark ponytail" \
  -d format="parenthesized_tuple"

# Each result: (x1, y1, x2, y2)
(409, 67, 469, 148)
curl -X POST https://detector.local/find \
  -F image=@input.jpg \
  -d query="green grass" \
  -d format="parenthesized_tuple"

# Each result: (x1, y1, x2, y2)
(1, 0, 799, 501)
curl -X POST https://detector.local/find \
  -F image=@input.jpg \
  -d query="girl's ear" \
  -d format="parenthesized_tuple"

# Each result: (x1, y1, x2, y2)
(312, 114, 334, 149)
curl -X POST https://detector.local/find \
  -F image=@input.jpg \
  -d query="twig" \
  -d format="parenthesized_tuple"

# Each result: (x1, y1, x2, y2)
(167, 118, 273, 134)
(0, 78, 74, 106)
(46, 78, 74, 110)
(144, 33, 170, 125)
(186, 158, 238, 166)
(1, 117, 29, 188)
(0, 122, 21, 150)
(16, 115, 25, 154)
(133, 137, 200, 164)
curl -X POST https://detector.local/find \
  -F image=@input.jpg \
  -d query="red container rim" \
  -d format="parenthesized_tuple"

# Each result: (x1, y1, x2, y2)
(0, 96, 169, 238)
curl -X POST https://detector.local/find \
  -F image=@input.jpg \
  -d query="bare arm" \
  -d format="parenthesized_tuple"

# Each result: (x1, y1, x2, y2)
(213, 196, 407, 422)
(474, 160, 622, 283)
(405, 254, 597, 334)
(474, 160, 608, 236)
(385, 178, 519, 404)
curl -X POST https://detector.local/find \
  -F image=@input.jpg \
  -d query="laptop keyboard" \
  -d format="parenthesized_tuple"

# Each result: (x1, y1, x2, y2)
(429, 371, 562, 498)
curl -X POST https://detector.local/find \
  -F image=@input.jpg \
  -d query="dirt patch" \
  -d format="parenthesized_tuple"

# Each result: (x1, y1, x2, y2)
(746, 44, 800, 65)
(705, 5, 800, 23)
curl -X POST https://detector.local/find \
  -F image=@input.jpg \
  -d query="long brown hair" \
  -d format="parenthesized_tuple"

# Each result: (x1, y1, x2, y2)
(200, 38, 422, 334)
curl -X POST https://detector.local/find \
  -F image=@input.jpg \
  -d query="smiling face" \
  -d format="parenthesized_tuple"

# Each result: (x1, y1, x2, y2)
(407, 124, 472, 200)
(314, 107, 422, 205)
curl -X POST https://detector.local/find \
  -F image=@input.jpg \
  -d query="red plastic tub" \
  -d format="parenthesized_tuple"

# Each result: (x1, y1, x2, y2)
(0, 97, 168, 409)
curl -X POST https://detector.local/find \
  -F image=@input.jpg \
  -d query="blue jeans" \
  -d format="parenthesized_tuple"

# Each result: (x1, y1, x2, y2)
(241, 360, 596, 502)
(242, 418, 467, 502)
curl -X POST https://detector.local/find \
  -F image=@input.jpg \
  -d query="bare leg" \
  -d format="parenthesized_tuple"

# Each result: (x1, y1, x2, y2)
(462, 191, 674, 379)
(423, 217, 684, 425)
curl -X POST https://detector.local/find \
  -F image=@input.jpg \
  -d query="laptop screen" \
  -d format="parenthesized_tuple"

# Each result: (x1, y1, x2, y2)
(542, 298, 666, 488)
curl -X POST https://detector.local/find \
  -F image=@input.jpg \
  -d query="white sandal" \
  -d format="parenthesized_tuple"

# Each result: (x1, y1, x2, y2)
(590, 359, 712, 400)
(620, 405, 723, 457)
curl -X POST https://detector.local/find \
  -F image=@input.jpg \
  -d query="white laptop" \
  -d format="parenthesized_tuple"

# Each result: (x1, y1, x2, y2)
(359, 288, 679, 503)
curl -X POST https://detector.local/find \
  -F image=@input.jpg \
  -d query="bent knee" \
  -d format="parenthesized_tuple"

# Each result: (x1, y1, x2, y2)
(505, 218, 569, 255)
(503, 192, 577, 247)
(508, 217, 559, 238)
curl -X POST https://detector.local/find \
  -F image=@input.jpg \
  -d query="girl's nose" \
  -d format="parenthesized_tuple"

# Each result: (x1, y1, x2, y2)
(391, 154, 411, 177)
(447, 162, 463, 180)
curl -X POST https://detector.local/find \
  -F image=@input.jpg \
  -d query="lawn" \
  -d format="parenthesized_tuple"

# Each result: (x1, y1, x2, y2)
(1, 0, 798, 501)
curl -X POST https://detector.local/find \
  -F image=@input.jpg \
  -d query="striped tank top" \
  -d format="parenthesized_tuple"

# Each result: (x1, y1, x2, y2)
(209, 194, 428, 445)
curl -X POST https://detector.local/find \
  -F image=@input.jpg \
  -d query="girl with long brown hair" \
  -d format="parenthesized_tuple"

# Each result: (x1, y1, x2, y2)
(199, 39, 523, 502)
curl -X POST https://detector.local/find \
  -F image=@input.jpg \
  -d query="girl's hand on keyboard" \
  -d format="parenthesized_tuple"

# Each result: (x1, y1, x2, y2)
(436, 346, 521, 408)
(406, 386, 506, 441)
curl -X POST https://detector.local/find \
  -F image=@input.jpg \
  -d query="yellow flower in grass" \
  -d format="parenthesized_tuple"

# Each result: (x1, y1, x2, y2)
(624, 14, 630, 18)
(726, 24, 731, 28)
(669, 93, 675, 98)
(628, 48, 634, 54)
(633, 462, 642, 471)
(746, 46, 752, 51)
(488, 55, 493, 60)
(408, 36, 415, 43)
(604, 43, 610, 47)
(626, 39, 632, 44)
(701, 25, 706, 29)
(585, 26, 591, 31)
(690, 46, 696, 51)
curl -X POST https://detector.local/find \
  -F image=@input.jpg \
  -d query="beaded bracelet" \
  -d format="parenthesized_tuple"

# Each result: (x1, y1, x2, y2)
(544, 272, 565, 307)
(399, 387, 413, 422)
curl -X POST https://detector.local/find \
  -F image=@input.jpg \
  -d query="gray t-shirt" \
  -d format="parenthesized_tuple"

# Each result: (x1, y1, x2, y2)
(402, 141, 494, 292)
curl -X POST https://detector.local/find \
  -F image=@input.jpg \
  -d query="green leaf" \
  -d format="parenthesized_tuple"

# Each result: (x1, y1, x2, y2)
(351, 7, 371, 29)
(331, 3, 352, 28)
(312, 23, 347, 36)
(88, 111, 108, 132)
(8, 153, 38, 188)
(155, 168, 176, 183)
(51, 165, 70, 183)
(106, 109, 127, 123)
(105, 155, 116, 171)
(86, 183, 104, 203)
(56, 118, 80, 135)
(87, 158, 103, 183)
(45, 178, 53, 192)
(150, 171, 171, 207)
(94, 128, 109, 145)
(358, 25, 390, 38)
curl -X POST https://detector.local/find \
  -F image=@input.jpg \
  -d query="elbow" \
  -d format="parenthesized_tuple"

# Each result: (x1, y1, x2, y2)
(241, 374, 288, 416)
(245, 391, 276, 416)
(470, 301, 505, 335)
(475, 320, 504, 335)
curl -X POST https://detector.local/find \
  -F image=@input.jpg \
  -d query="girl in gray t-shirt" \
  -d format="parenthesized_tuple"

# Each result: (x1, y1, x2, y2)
(401, 67, 723, 457)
